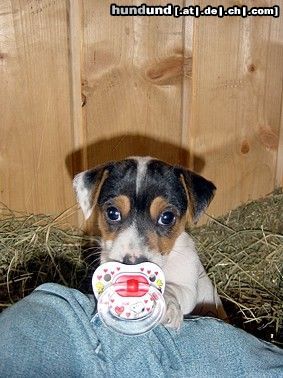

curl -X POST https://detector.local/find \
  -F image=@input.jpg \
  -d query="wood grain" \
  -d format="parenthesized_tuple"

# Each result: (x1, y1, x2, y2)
(81, 0, 190, 168)
(0, 0, 282, 226)
(191, 0, 283, 221)
(276, 94, 283, 187)
(0, 0, 75, 222)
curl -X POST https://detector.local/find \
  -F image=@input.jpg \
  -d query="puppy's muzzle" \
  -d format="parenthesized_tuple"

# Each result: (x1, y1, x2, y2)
(122, 254, 148, 265)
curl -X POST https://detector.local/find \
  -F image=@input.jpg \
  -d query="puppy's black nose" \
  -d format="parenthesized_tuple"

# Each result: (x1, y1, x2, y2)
(122, 255, 148, 265)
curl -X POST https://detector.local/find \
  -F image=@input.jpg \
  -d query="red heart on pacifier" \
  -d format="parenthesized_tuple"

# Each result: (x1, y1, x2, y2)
(111, 271, 114, 275)
(110, 299, 115, 303)
(155, 271, 158, 275)
(150, 293, 158, 301)
(104, 268, 108, 273)
(140, 267, 144, 271)
(117, 267, 121, 271)
(147, 270, 151, 274)
(126, 312, 131, 318)
(97, 275, 102, 280)
(146, 307, 151, 312)
(115, 306, 124, 315)
(144, 299, 148, 303)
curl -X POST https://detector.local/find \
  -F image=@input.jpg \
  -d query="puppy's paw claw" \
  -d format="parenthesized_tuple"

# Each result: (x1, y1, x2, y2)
(162, 302, 183, 330)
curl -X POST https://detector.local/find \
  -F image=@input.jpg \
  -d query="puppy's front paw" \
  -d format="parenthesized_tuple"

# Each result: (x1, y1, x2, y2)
(162, 300, 183, 330)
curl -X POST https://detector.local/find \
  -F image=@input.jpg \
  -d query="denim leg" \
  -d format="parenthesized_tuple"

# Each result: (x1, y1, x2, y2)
(0, 284, 108, 377)
(0, 284, 282, 378)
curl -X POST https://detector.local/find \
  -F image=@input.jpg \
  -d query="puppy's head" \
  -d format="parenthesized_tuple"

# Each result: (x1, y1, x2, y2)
(73, 157, 215, 266)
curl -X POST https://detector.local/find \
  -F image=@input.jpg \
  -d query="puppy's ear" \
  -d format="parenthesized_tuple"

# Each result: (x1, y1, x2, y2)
(73, 164, 109, 219)
(179, 170, 216, 223)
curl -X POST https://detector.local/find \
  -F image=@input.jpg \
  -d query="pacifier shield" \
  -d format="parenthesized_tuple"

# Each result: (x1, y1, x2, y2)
(92, 261, 166, 335)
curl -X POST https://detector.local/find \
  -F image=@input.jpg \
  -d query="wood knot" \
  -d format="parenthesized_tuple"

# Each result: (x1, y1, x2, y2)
(81, 93, 87, 107)
(241, 140, 250, 154)
(145, 54, 192, 85)
(248, 64, 256, 72)
(258, 125, 278, 150)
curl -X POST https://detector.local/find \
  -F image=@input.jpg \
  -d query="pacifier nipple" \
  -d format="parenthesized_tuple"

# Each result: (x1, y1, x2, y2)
(114, 275, 149, 297)
(127, 279, 138, 293)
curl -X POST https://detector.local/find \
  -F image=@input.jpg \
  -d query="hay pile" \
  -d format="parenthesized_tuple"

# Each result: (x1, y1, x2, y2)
(0, 191, 282, 346)
(0, 207, 91, 306)
(190, 189, 282, 345)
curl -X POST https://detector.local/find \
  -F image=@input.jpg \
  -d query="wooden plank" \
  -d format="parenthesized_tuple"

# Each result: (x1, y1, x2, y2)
(276, 95, 283, 187)
(190, 0, 283, 220)
(68, 0, 85, 225)
(273, 8, 283, 188)
(1, 0, 281, 226)
(69, 0, 85, 174)
(81, 0, 189, 169)
(182, 0, 195, 169)
(0, 0, 75, 221)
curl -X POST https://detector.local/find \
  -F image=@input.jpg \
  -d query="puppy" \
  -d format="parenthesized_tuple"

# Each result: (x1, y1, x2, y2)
(73, 157, 227, 329)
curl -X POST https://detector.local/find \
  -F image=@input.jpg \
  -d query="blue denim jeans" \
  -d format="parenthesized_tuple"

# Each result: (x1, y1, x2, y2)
(0, 283, 282, 377)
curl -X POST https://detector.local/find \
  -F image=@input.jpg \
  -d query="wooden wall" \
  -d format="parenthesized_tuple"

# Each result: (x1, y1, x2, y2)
(0, 0, 282, 227)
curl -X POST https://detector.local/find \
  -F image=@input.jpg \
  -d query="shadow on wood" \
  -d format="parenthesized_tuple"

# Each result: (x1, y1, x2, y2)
(65, 134, 205, 178)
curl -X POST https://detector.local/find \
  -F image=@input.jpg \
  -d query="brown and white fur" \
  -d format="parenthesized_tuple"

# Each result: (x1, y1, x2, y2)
(73, 157, 227, 329)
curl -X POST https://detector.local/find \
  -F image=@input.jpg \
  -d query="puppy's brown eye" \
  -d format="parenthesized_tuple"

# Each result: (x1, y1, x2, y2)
(158, 211, 175, 226)
(106, 206, 121, 222)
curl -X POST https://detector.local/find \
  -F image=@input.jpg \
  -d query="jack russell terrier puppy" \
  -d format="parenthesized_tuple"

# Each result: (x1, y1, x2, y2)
(73, 157, 227, 329)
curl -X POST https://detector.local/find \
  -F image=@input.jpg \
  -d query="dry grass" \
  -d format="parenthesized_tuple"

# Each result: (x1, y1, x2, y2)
(0, 206, 92, 306)
(190, 189, 282, 345)
(0, 190, 282, 345)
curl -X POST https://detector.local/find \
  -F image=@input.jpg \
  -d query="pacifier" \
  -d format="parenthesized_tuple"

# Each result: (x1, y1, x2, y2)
(92, 261, 166, 335)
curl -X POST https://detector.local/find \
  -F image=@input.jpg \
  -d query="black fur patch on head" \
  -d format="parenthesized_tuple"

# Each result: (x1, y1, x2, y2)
(92, 158, 189, 240)
(175, 167, 216, 223)
(134, 160, 188, 237)
(142, 160, 188, 214)
(77, 158, 216, 248)
(83, 162, 114, 190)
(97, 159, 137, 206)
